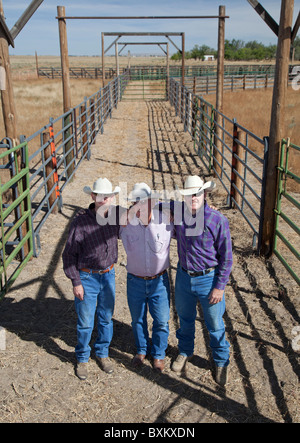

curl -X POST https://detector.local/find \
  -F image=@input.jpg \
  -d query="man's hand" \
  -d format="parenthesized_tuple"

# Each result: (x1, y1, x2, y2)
(73, 284, 84, 301)
(209, 288, 224, 305)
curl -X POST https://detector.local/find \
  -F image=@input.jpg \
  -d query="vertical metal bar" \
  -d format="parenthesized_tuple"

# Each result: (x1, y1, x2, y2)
(258, 136, 269, 252)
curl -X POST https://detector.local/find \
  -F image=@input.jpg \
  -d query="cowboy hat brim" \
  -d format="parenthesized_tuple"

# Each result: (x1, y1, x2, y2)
(127, 191, 161, 202)
(179, 180, 216, 196)
(83, 186, 121, 195)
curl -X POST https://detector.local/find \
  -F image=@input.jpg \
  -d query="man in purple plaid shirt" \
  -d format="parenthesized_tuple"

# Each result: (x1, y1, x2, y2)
(171, 175, 233, 387)
(62, 177, 123, 380)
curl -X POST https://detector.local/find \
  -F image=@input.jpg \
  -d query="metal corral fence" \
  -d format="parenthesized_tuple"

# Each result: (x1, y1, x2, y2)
(38, 66, 120, 79)
(168, 77, 299, 285)
(169, 77, 267, 248)
(0, 141, 34, 300)
(274, 139, 300, 285)
(38, 63, 278, 80)
(15, 73, 128, 256)
(1, 71, 299, 296)
(0, 72, 130, 297)
(182, 74, 276, 95)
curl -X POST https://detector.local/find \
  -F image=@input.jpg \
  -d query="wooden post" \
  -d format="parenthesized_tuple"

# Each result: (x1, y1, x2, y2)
(90, 98, 95, 144)
(213, 5, 225, 177)
(166, 42, 169, 100)
(57, 6, 71, 113)
(57, 6, 74, 180)
(0, 24, 18, 144)
(115, 42, 119, 77)
(191, 77, 197, 139)
(80, 103, 88, 157)
(43, 131, 58, 214)
(102, 32, 105, 87)
(260, 0, 294, 257)
(35, 51, 39, 78)
(181, 33, 185, 87)
(231, 126, 245, 209)
(0, 7, 31, 257)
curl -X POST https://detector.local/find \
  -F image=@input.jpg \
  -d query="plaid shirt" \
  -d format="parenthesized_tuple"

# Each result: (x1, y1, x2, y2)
(62, 204, 120, 286)
(173, 201, 233, 291)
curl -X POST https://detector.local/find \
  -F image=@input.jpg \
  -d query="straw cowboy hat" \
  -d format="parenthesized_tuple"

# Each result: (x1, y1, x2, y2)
(178, 175, 216, 196)
(127, 182, 161, 202)
(83, 178, 120, 196)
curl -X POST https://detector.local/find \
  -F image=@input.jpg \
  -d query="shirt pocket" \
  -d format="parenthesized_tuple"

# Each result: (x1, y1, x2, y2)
(148, 230, 168, 254)
(148, 238, 164, 253)
(199, 228, 214, 251)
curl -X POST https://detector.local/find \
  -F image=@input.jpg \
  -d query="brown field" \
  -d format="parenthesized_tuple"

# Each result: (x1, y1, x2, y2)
(9, 54, 277, 80)
(1, 56, 299, 178)
(203, 88, 300, 185)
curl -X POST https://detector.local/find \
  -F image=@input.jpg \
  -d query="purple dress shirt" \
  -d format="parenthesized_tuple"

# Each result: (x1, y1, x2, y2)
(173, 201, 233, 291)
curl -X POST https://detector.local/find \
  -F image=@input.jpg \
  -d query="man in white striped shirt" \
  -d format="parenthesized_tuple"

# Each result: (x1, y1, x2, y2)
(120, 183, 174, 373)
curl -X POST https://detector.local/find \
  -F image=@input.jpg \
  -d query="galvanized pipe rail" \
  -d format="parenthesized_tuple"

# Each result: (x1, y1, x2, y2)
(0, 141, 34, 300)
(168, 77, 299, 285)
(38, 63, 279, 80)
(274, 139, 300, 285)
(23, 72, 129, 257)
(169, 76, 268, 249)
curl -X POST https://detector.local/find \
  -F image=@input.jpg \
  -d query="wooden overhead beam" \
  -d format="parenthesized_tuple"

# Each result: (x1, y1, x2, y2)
(10, 0, 44, 40)
(56, 15, 229, 20)
(247, 0, 279, 36)
(101, 31, 185, 86)
(103, 32, 184, 36)
(0, 15, 14, 47)
(118, 42, 167, 55)
(292, 10, 300, 42)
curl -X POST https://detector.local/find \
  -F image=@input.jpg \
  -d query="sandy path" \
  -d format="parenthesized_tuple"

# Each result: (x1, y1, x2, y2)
(0, 99, 299, 424)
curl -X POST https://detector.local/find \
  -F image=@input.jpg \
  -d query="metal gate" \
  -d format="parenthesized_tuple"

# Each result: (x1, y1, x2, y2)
(0, 140, 33, 300)
(274, 138, 300, 285)
(121, 68, 167, 101)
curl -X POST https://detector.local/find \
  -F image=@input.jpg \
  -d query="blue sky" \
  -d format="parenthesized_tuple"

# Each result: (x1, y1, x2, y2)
(2, 1, 300, 56)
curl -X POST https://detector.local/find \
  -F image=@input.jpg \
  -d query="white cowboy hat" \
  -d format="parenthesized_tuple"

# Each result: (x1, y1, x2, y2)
(83, 178, 120, 196)
(127, 182, 161, 202)
(178, 175, 216, 196)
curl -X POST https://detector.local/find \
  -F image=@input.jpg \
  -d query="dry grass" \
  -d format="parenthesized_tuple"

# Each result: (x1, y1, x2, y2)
(203, 88, 300, 186)
(1, 56, 299, 181)
(0, 78, 102, 139)
(204, 87, 300, 143)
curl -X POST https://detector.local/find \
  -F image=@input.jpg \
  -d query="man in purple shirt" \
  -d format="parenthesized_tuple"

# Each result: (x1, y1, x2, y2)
(171, 175, 233, 387)
(62, 177, 121, 380)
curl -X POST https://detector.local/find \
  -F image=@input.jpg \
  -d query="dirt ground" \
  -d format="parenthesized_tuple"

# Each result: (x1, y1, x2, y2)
(0, 99, 299, 424)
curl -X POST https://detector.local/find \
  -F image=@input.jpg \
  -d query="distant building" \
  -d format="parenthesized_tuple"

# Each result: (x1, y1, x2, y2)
(203, 55, 215, 61)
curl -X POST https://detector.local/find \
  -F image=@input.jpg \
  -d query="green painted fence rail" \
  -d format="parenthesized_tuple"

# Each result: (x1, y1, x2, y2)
(274, 139, 300, 285)
(0, 142, 34, 300)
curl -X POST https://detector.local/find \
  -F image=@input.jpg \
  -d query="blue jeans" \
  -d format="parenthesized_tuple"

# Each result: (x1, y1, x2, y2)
(127, 272, 170, 359)
(175, 264, 230, 367)
(74, 268, 115, 362)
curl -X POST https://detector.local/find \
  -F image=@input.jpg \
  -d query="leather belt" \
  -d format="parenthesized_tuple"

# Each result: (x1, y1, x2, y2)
(132, 269, 167, 280)
(181, 266, 215, 277)
(80, 264, 114, 274)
